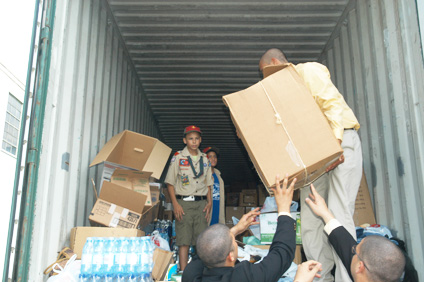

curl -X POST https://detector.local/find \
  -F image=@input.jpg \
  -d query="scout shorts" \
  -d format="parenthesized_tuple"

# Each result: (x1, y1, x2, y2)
(175, 199, 208, 246)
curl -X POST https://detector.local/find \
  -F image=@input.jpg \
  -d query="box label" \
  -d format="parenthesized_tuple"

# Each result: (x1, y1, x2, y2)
(260, 213, 278, 244)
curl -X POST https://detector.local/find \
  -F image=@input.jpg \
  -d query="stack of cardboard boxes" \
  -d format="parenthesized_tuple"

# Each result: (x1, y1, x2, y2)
(69, 130, 175, 280)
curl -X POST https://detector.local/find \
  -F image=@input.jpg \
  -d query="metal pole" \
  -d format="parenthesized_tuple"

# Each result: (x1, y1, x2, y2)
(12, 0, 57, 280)
(2, 0, 40, 281)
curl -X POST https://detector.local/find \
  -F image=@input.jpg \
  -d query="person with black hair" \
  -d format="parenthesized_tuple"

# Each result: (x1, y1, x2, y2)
(182, 175, 323, 282)
(306, 184, 407, 282)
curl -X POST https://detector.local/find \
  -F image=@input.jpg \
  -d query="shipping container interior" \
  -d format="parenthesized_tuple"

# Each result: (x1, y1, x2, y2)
(9, 0, 424, 280)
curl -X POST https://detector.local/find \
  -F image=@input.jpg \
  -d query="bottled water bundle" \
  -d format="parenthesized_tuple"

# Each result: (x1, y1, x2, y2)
(80, 236, 154, 282)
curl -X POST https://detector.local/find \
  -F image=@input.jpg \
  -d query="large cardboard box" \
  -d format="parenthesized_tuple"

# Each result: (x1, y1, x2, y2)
(225, 206, 246, 224)
(90, 130, 171, 183)
(223, 64, 342, 190)
(152, 248, 174, 281)
(239, 190, 258, 207)
(89, 181, 147, 228)
(70, 227, 144, 259)
(353, 172, 376, 226)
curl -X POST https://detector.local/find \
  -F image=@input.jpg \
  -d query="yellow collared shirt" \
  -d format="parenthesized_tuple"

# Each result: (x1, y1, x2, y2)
(294, 62, 360, 140)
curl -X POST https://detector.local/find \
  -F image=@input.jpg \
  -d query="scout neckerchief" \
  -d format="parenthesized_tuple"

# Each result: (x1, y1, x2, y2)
(187, 156, 204, 179)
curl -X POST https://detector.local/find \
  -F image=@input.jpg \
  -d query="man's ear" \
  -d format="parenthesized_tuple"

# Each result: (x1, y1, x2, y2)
(271, 57, 281, 65)
(354, 261, 366, 275)
(227, 251, 236, 262)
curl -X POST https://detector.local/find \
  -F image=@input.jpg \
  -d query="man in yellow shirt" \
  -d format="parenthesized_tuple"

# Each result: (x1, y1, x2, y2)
(259, 48, 363, 282)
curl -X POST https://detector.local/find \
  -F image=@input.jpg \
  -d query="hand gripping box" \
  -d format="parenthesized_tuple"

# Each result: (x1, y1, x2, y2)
(223, 64, 342, 191)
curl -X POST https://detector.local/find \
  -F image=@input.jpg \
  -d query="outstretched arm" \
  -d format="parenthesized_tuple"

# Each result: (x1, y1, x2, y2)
(304, 184, 335, 223)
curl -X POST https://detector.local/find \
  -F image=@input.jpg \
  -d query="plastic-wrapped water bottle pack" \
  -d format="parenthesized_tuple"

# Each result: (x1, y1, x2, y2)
(80, 236, 154, 282)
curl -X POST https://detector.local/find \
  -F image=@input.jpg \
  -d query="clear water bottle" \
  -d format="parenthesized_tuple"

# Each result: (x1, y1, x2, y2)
(80, 237, 95, 282)
(140, 237, 154, 282)
(102, 238, 115, 282)
(92, 237, 105, 280)
(115, 237, 130, 281)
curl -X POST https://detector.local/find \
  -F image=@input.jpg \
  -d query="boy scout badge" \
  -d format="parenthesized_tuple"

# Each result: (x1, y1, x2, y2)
(179, 159, 189, 166)
(181, 175, 190, 186)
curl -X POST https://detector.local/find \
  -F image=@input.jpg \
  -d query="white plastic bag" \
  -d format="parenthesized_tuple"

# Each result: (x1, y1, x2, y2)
(151, 230, 171, 251)
(46, 254, 81, 282)
(261, 197, 298, 213)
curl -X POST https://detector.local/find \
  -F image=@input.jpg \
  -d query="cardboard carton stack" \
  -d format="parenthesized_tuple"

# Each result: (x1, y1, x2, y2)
(67, 130, 174, 281)
(88, 130, 171, 230)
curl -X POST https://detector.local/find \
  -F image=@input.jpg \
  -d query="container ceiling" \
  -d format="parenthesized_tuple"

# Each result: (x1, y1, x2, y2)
(107, 0, 350, 185)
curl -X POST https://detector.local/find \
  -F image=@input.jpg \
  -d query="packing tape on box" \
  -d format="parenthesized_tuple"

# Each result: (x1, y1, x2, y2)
(108, 204, 117, 214)
(109, 212, 120, 227)
(121, 208, 129, 218)
(259, 81, 308, 186)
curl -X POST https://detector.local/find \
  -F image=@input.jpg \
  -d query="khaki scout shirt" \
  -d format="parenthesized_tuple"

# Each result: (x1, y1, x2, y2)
(165, 146, 213, 196)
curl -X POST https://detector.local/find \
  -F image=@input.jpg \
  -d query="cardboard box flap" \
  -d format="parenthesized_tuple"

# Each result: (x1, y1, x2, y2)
(223, 65, 342, 188)
(144, 141, 172, 179)
(152, 248, 174, 281)
(89, 130, 171, 178)
(100, 181, 147, 213)
(89, 131, 125, 167)
(262, 63, 290, 79)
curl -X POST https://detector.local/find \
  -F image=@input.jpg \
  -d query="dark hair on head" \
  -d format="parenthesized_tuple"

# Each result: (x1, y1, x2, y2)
(360, 236, 406, 282)
(196, 224, 234, 268)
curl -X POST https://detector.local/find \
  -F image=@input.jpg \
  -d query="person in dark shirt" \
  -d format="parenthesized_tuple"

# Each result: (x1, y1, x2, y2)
(305, 184, 406, 282)
(182, 175, 322, 282)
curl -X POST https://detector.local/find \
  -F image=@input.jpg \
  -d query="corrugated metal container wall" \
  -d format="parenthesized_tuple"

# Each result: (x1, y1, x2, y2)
(27, 0, 160, 280)
(320, 0, 424, 278)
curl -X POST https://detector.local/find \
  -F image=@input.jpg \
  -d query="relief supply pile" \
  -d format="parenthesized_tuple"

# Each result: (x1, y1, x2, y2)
(46, 131, 175, 281)
(89, 130, 171, 229)
(79, 237, 154, 281)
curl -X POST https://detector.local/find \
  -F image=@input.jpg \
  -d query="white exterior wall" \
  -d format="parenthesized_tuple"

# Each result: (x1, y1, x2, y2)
(27, 0, 161, 280)
(320, 0, 424, 279)
(0, 63, 24, 280)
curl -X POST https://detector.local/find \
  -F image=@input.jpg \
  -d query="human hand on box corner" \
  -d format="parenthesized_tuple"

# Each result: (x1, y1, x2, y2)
(294, 260, 322, 282)
(304, 184, 334, 224)
(270, 174, 296, 214)
(203, 201, 212, 219)
(326, 153, 344, 172)
(173, 202, 185, 221)
(230, 208, 260, 236)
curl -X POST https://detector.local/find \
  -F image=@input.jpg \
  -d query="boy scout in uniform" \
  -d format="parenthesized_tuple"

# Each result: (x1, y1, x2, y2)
(165, 125, 213, 271)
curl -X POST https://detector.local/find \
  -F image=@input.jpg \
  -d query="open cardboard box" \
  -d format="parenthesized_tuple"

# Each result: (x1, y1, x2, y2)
(223, 64, 342, 191)
(70, 227, 145, 259)
(89, 181, 147, 229)
(90, 130, 171, 187)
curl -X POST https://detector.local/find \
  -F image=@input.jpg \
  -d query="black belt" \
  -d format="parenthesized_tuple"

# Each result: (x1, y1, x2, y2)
(176, 195, 207, 201)
(344, 128, 355, 131)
